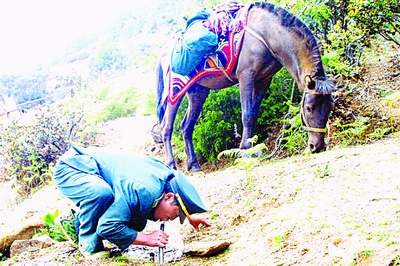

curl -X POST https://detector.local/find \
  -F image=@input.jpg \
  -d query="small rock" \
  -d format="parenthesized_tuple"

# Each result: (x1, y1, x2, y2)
(10, 237, 53, 257)
(183, 240, 231, 257)
(0, 220, 44, 253)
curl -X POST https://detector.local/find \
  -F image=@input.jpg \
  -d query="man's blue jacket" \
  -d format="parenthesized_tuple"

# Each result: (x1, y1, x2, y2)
(55, 145, 176, 250)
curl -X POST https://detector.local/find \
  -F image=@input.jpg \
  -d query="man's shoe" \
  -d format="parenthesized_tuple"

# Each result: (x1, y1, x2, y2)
(79, 249, 110, 259)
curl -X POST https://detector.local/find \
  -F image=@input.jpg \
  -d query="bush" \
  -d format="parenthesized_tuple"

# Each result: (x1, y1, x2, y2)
(255, 69, 297, 140)
(94, 87, 138, 123)
(280, 103, 307, 155)
(348, 0, 400, 47)
(92, 45, 129, 73)
(0, 105, 95, 194)
(42, 210, 78, 245)
(334, 116, 371, 146)
(275, 0, 399, 75)
(172, 70, 300, 163)
(174, 87, 242, 163)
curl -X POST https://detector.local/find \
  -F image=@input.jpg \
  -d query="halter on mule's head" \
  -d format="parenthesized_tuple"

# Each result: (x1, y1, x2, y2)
(300, 75, 335, 152)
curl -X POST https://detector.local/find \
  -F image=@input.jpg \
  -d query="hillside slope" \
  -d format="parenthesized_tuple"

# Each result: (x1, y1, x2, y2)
(182, 134, 400, 265)
(2, 116, 399, 265)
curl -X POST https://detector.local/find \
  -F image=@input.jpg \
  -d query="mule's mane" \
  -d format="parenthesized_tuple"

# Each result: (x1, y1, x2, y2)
(252, 2, 325, 80)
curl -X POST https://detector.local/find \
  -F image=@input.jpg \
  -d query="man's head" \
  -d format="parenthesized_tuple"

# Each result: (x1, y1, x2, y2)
(152, 192, 180, 222)
(154, 172, 207, 223)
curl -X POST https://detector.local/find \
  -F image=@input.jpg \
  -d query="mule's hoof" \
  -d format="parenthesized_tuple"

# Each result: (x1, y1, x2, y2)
(150, 123, 163, 144)
(168, 162, 177, 170)
(188, 163, 201, 172)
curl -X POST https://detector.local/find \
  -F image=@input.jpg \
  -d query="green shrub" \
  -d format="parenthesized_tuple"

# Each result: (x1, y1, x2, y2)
(255, 69, 297, 139)
(43, 210, 78, 245)
(334, 116, 370, 146)
(173, 87, 241, 163)
(94, 87, 138, 123)
(281, 103, 308, 155)
(276, 0, 399, 75)
(322, 49, 353, 76)
(193, 87, 242, 162)
(173, 70, 299, 163)
(348, 0, 399, 47)
(92, 45, 129, 73)
(0, 105, 95, 194)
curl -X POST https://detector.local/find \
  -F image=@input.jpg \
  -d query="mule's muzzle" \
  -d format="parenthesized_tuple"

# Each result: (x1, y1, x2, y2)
(308, 138, 326, 153)
(309, 142, 326, 153)
(308, 131, 326, 153)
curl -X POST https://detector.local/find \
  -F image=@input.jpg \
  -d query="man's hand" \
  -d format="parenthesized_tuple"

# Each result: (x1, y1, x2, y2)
(133, 230, 169, 247)
(188, 215, 211, 231)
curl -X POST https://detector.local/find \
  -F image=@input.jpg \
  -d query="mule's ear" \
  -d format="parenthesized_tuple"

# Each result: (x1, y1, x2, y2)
(304, 75, 315, 90)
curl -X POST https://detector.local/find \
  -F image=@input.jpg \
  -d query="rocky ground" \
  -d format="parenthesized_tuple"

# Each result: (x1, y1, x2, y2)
(0, 114, 399, 266)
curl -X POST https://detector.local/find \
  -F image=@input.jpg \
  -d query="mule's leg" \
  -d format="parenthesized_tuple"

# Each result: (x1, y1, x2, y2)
(152, 61, 166, 144)
(161, 96, 183, 170)
(239, 78, 270, 149)
(181, 85, 209, 172)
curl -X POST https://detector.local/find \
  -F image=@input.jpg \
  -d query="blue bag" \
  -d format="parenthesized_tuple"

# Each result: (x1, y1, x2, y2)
(171, 20, 218, 76)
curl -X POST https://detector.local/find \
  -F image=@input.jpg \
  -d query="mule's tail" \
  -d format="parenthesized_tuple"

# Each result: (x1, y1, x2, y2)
(155, 61, 166, 123)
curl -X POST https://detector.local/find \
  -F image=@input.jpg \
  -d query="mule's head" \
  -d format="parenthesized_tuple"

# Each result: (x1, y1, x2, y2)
(301, 75, 335, 153)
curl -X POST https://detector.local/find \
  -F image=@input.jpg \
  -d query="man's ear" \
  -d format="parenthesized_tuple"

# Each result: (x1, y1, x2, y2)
(163, 192, 175, 202)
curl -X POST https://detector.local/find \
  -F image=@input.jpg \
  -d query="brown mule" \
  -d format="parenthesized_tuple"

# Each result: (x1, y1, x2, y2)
(153, 2, 335, 171)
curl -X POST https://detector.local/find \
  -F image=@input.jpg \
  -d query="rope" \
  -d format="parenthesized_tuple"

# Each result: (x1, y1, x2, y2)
(300, 89, 328, 133)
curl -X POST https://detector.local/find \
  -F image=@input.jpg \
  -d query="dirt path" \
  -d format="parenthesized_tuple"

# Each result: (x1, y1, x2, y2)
(183, 135, 400, 265)
(1, 116, 400, 265)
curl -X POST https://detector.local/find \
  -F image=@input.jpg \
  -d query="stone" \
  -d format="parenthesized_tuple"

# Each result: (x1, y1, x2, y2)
(10, 237, 53, 257)
(0, 220, 44, 253)
(183, 240, 231, 257)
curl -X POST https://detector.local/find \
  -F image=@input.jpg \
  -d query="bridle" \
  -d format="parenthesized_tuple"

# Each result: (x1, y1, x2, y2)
(300, 89, 329, 134)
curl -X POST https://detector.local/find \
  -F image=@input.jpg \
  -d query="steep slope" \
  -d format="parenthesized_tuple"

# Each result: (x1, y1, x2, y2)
(2, 115, 399, 265)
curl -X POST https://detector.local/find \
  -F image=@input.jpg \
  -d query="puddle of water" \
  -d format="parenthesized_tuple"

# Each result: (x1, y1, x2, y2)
(121, 220, 184, 263)
(122, 245, 183, 263)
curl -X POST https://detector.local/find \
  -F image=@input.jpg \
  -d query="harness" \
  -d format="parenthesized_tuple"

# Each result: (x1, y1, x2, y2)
(300, 89, 328, 134)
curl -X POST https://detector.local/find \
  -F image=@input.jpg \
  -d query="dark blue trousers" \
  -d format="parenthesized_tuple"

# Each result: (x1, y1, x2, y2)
(53, 161, 114, 253)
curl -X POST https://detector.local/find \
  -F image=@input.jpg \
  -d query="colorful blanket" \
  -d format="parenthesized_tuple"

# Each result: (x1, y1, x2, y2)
(159, 4, 250, 112)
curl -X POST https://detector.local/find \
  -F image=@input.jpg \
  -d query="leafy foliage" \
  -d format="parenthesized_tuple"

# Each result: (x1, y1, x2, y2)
(174, 87, 242, 163)
(314, 163, 330, 178)
(275, 0, 399, 75)
(43, 210, 78, 245)
(0, 106, 95, 194)
(173, 69, 298, 163)
(281, 103, 308, 155)
(334, 116, 370, 145)
(348, 0, 400, 46)
(91, 45, 129, 73)
(255, 70, 298, 140)
(93, 87, 138, 123)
